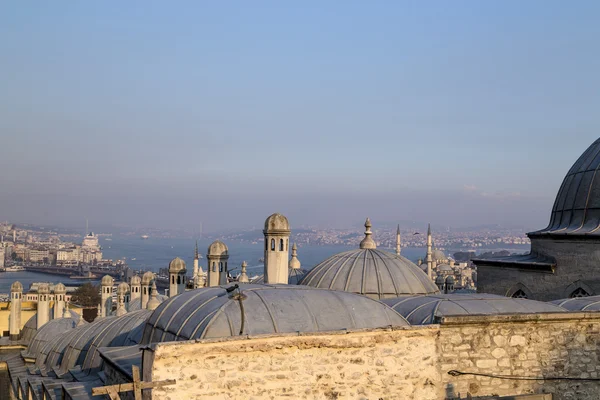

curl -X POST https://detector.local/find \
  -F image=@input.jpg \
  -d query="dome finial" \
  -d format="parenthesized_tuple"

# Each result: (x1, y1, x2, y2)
(289, 243, 301, 269)
(238, 261, 249, 283)
(147, 280, 161, 310)
(359, 218, 377, 249)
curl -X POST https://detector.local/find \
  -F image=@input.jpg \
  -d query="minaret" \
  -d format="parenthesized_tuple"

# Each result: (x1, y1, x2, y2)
(359, 218, 377, 249)
(263, 213, 291, 284)
(130, 275, 141, 303)
(193, 241, 199, 288)
(147, 280, 161, 311)
(168, 257, 187, 297)
(141, 271, 154, 309)
(238, 261, 249, 283)
(116, 282, 130, 316)
(396, 225, 401, 256)
(289, 243, 301, 270)
(53, 283, 66, 319)
(37, 283, 50, 329)
(100, 275, 113, 317)
(9, 281, 23, 340)
(426, 224, 433, 280)
(207, 241, 229, 287)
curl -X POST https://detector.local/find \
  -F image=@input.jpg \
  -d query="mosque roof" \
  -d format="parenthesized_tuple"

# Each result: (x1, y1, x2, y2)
(382, 294, 566, 325)
(127, 295, 168, 312)
(300, 219, 439, 299)
(250, 268, 307, 285)
(21, 313, 84, 360)
(550, 295, 600, 311)
(20, 310, 82, 346)
(299, 250, 439, 299)
(141, 284, 408, 344)
(530, 137, 600, 237)
(471, 252, 556, 272)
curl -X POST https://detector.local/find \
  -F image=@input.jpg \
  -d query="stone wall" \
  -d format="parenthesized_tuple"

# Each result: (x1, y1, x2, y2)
(477, 237, 600, 301)
(146, 327, 440, 400)
(439, 313, 600, 399)
(144, 313, 600, 400)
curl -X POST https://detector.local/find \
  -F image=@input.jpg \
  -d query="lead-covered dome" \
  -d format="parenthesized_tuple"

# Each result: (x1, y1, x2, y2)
(101, 275, 113, 286)
(264, 213, 290, 233)
(141, 284, 407, 344)
(531, 137, 600, 237)
(11, 281, 23, 292)
(207, 240, 228, 256)
(300, 220, 439, 299)
(168, 257, 186, 272)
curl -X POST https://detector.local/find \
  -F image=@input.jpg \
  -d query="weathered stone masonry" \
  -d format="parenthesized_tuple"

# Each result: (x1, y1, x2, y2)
(139, 313, 600, 400)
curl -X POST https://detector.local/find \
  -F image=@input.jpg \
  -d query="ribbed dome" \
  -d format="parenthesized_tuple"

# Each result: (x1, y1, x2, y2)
(531, 137, 600, 237)
(11, 281, 23, 292)
(142, 271, 155, 285)
(264, 213, 290, 233)
(141, 284, 408, 344)
(207, 240, 228, 256)
(117, 282, 130, 294)
(300, 249, 440, 299)
(54, 282, 66, 294)
(101, 275, 113, 286)
(168, 257, 186, 272)
(131, 275, 141, 285)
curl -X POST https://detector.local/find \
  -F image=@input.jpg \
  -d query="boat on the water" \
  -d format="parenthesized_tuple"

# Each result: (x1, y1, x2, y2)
(141, 235, 149, 239)
(69, 271, 98, 280)
(5, 266, 25, 272)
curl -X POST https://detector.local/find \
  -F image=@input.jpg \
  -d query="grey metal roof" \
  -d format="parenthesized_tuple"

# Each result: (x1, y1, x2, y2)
(127, 295, 168, 312)
(20, 310, 82, 346)
(251, 268, 307, 285)
(551, 295, 600, 311)
(22, 314, 84, 360)
(299, 249, 439, 299)
(530, 137, 600, 237)
(471, 252, 556, 272)
(382, 294, 566, 325)
(141, 284, 408, 344)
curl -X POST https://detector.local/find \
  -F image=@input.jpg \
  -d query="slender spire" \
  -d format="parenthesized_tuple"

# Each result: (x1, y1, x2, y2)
(359, 218, 377, 249)
(147, 280, 161, 310)
(426, 223, 433, 281)
(238, 261, 249, 283)
(289, 243, 301, 269)
(194, 240, 199, 260)
(395, 224, 401, 256)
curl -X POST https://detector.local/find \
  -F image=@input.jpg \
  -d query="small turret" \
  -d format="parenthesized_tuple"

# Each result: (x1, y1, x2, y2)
(130, 275, 141, 302)
(37, 283, 50, 329)
(435, 274, 445, 292)
(100, 275, 114, 317)
(141, 271, 154, 309)
(445, 276, 455, 294)
(396, 225, 401, 256)
(207, 241, 229, 287)
(116, 282, 130, 316)
(53, 283, 66, 319)
(168, 257, 187, 297)
(263, 213, 291, 284)
(9, 281, 23, 340)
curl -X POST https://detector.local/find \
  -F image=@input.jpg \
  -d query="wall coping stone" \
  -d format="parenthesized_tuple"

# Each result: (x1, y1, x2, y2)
(441, 311, 600, 325)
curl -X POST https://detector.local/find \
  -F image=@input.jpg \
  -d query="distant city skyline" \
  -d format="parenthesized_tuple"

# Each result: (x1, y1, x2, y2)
(1, 2, 598, 231)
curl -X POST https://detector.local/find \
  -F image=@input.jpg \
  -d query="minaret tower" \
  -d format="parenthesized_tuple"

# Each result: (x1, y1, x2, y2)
(396, 224, 401, 256)
(9, 281, 23, 340)
(193, 240, 199, 288)
(130, 275, 141, 302)
(37, 283, 50, 329)
(141, 271, 154, 309)
(238, 261, 249, 283)
(101, 275, 114, 317)
(426, 224, 433, 280)
(168, 257, 187, 298)
(207, 241, 229, 287)
(263, 213, 291, 284)
(53, 283, 66, 319)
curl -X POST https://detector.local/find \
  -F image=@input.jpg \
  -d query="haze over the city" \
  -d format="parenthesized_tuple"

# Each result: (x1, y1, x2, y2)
(1, 1, 599, 232)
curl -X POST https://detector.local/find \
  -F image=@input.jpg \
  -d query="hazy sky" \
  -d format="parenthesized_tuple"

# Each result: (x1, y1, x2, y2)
(1, 2, 599, 232)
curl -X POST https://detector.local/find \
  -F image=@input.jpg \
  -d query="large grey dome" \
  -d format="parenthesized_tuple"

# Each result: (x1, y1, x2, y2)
(141, 284, 408, 344)
(531, 137, 600, 237)
(300, 248, 439, 299)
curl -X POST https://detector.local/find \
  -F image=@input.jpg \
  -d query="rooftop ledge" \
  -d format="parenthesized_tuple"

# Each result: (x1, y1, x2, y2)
(440, 311, 600, 325)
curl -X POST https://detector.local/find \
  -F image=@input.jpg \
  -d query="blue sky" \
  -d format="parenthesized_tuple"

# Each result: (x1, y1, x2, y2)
(1, 1, 599, 231)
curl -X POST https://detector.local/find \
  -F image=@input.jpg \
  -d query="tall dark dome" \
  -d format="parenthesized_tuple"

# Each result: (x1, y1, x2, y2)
(531, 137, 600, 237)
